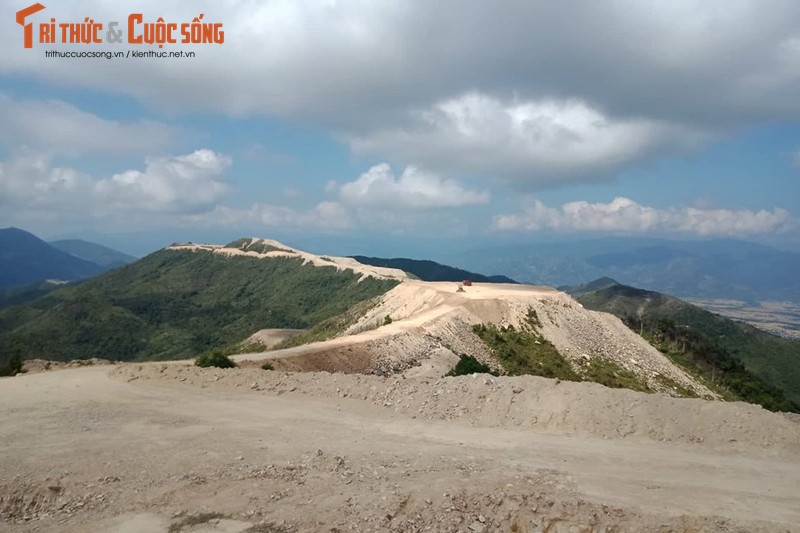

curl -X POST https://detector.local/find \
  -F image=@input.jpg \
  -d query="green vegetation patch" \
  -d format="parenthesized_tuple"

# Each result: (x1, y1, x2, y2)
(472, 321, 580, 381)
(578, 284, 800, 410)
(0, 354, 23, 377)
(628, 317, 799, 412)
(275, 297, 383, 349)
(446, 354, 498, 377)
(195, 351, 237, 369)
(472, 306, 653, 392)
(578, 357, 651, 393)
(0, 249, 398, 364)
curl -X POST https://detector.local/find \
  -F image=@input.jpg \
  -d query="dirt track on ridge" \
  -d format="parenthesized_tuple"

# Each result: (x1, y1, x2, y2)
(1, 364, 799, 532)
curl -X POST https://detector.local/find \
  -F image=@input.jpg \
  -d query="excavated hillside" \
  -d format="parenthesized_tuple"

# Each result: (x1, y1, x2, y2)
(238, 279, 713, 398)
(169, 238, 410, 281)
(4, 239, 799, 532)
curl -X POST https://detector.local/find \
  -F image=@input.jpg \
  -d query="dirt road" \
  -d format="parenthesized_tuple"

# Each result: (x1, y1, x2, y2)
(1, 365, 799, 532)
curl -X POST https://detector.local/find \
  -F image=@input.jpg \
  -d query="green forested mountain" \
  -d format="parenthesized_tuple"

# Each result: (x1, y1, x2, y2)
(0, 248, 397, 364)
(50, 239, 137, 269)
(351, 256, 516, 283)
(558, 277, 619, 297)
(571, 280, 800, 410)
(0, 280, 66, 309)
(0, 227, 103, 289)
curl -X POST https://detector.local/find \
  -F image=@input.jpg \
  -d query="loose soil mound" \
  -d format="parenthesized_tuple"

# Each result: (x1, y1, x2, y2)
(113, 364, 800, 455)
(2, 366, 797, 532)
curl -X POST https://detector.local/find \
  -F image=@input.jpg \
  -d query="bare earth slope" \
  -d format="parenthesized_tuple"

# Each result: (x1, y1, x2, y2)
(169, 239, 410, 282)
(236, 280, 713, 397)
(1, 364, 799, 532)
(3, 246, 798, 531)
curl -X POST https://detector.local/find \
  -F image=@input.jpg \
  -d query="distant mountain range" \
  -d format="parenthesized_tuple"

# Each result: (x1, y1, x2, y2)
(0, 227, 136, 290)
(564, 278, 800, 410)
(0, 227, 102, 289)
(50, 239, 136, 269)
(452, 237, 800, 303)
(351, 256, 516, 283)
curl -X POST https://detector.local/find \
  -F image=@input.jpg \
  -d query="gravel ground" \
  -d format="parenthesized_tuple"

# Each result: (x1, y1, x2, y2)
(3, 364, 798, 532)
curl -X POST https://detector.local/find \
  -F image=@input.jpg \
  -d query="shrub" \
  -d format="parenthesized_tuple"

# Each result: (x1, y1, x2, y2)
(580, 358, 651, 393)
(446, 354, 498, 376)
(383, 315, 393, 325)
(261, 361, 274, 370)
(195, 350, 237, 369)
(472, 323, 580, 381)
(0, 354, 23, 377)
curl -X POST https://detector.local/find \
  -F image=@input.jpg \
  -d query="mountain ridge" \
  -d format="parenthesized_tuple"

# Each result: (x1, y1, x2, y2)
(452, 237, 800, 303)
(567, 278, 800, 410)
(350, 255, 516, 283)
(0, 241, 399, 363)
(0, 227, 104, 289)
(50, 239, 136, 269)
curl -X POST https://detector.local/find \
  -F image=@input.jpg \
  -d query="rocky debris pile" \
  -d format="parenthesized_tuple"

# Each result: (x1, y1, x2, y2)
(532, 298, 710, 396)
(365, 321, 500, 377)
(0, 476, 118, 524)
(334, 281, 711, 397)
(112, 365, 800, 455)
(21, 358, 114, 374)
(125, 447, 765, 533)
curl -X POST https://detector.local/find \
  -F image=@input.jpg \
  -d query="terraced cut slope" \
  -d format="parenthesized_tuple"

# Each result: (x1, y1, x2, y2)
(234, 280, 714, 399)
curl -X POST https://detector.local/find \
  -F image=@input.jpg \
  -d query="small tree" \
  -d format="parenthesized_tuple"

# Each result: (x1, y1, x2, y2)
(446, 355, 498, 377)
(195, 350, 237, 369)
(0, 354, 23, 377)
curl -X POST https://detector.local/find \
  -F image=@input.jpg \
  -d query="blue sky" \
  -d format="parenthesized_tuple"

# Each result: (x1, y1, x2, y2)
(1, 1, 799, 257)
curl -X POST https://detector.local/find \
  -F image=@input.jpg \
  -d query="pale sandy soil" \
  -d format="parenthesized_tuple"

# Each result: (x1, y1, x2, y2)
(168, 239, 409, 282)
(243, 329, 306, 350)
(1, 364, 799, 532)
(165, 242, 714, 395)
(234, 281, 714, 397)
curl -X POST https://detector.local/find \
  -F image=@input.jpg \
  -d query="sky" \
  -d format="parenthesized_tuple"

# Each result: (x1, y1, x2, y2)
(1, 0, 799, 257)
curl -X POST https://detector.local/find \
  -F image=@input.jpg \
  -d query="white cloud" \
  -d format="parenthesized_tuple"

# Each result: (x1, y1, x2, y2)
(349, 94, 703, 182)
(95, 150, 230, 213)
(492, 197, 793, 236)
(0, 154, 91, 210)
(0, 148, 352, 231)
(335, 163, 489, 208)
(250, 201, 350, 230)
(4, 0, 797, 124)
(0, 150, 231, 218)
(187, 201, 351, 231)
(0, 94, 174, 155)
